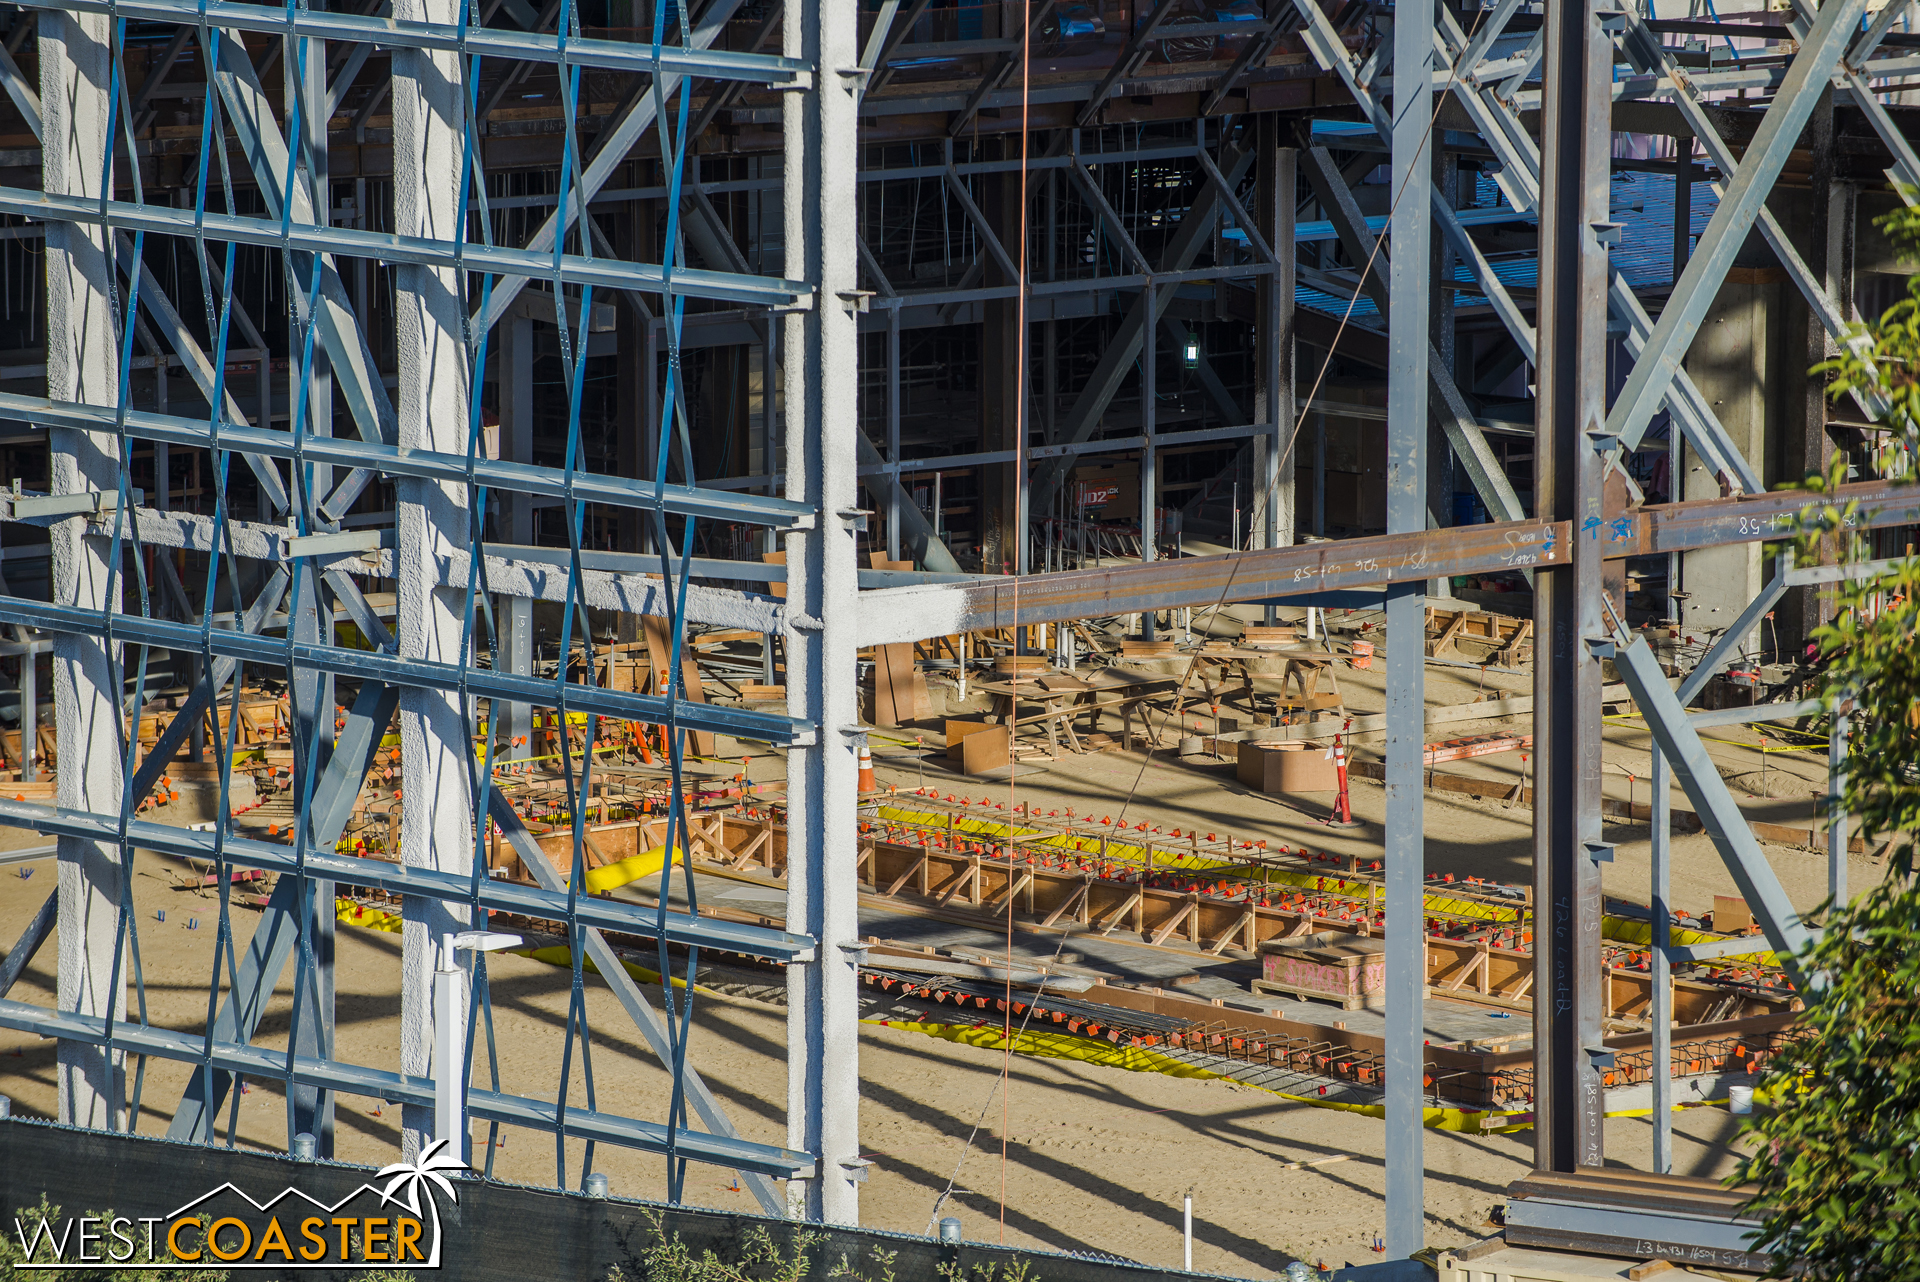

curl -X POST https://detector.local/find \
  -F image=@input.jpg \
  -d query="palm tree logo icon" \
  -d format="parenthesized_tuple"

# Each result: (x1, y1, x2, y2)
(374, 1139, 467, 1267)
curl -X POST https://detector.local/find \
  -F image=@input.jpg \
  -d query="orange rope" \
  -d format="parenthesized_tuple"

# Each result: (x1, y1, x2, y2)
(999, 0, 1033, 1242)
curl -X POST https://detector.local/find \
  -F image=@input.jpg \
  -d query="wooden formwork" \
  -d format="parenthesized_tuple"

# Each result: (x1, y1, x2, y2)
(481, 807, 1794, 1029)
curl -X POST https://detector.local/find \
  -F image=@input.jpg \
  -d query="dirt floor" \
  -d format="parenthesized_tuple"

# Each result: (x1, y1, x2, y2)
(0, 839, 1752, 1279)
(0, 615, 1858, 1279)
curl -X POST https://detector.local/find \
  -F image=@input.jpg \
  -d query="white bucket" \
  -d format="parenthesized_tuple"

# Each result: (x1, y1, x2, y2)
(1728, 1085, 1755, 1114)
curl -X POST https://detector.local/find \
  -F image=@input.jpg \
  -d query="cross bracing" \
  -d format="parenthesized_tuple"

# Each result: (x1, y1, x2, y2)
(0, 0, 1909, 1252)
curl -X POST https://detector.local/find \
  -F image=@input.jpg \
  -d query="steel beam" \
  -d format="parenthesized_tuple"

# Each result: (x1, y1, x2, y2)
(1829, 709, 1848, 906)
(1650, 744, 1673, 1173)
(0, 391, 814, 529)
(204, 28, 398, 496)
(0, 890, 55, 998)
(1618, 12, 1891, 426)
(0, 595, 804, 742)
(307, 682, 401, 852)
(853, 477, 1920, 642)
(0, 796, 815, 959)
(15, 0, 802, 82)
(0, 188, 807, 310)
(1298, 144, 1520, 533)
(0, 995, 815, 1176)
(322, 570, 396, 652)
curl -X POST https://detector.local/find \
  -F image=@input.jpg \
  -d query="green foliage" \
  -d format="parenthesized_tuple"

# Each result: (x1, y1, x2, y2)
(1730, 229, 1920, 1276)
(608, 1212, 1042, 1282)
(608, 1210, 825, 1282)
(935, 1260, 1042, 1282)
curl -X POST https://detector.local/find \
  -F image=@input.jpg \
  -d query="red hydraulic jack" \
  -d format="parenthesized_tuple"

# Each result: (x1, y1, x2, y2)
(1322, 721, 1362, 828)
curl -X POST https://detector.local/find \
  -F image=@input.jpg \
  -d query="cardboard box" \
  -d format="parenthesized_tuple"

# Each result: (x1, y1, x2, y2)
(946, 720, 1010, 775)
(1237, 741, 1337, 794)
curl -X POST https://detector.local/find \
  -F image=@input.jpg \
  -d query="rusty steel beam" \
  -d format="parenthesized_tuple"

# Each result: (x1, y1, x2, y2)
(855, 478, 1920, 643)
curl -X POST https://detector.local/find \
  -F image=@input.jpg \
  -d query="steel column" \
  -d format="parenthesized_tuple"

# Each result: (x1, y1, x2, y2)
(1382, 0, 1432, 1256)
(1650, 746, 1673, 1174)
(392, 0, 474, 1159)
(42, 3, 124, 1132)
(1253, 127, 1295, 613)
(783, 0, 863, 1224)
(1532, 0, 1611, 1174)
(501, 313, 536, 760)
(1829, 709, 1848, 906)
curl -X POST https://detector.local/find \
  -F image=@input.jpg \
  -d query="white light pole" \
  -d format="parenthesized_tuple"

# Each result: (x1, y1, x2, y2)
(1183, 1187, 1193, 1271)
(434, 931, 521, 1166)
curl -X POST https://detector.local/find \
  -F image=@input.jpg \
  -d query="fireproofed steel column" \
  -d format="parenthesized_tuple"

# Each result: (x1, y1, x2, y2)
(1383, 0, 1432, 1256)
(43, 4, 125, 1131)
(1532, 0, 1612, 1173)
(783, 0, 863, 1224)
(392, 0, 474, 1159)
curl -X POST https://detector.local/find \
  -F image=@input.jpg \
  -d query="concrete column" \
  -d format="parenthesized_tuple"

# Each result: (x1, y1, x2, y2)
(1680, 271, 1782, 657)
(500, 314, 535, 759)
(44, 7, 126, 1132)
(783, 0, 862, 1223)
(391, 0, 473, 1159)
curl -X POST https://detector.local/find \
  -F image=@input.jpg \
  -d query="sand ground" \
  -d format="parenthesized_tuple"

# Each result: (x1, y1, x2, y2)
(0, 638, 1848, 1279)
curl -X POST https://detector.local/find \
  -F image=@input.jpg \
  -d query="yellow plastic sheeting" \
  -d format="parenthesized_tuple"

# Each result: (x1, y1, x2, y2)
(874, 805, 1529, 922)
(339, 900, 403, 933)
(520, 944, 700, 992)
(584, 845, 678, 894)
(870, 1018, 1507, 1132)
(866, 1020, 1224, 1079)
(334, 900, 703, 991)
(1601, 915, 1776, 968)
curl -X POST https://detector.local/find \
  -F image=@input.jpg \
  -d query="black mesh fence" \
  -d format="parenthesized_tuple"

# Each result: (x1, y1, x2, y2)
(0, 1117, 1258, 1282)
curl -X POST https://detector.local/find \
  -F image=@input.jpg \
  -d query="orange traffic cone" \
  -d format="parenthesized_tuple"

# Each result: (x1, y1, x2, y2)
(858, 743, 876, 792)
